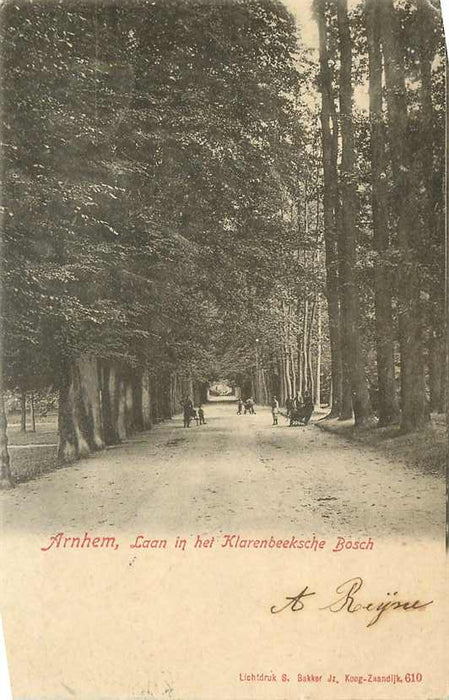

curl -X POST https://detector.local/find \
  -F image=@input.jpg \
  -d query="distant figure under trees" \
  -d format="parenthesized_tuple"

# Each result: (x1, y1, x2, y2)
(181, 396, 194, 428)
(244, 398, 256, 415)
(289, 391, 314, 427)
(271, 396, 280, 425)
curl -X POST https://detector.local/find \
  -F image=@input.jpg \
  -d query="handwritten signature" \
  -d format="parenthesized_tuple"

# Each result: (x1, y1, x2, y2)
(270, 577, 433, 627)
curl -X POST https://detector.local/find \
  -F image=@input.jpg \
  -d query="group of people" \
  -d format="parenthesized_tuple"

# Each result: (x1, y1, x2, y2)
(181, 392, 314, 429)
(286, 392, 314, 426)
(271, 392, 314, 426)
(180, 397, 206, 428)
(236, 392, 314, 426)
(236, 397, 256, 415)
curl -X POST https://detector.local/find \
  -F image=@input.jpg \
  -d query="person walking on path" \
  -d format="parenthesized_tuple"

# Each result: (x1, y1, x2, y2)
(271, 396, 280, 425)
(198, 405, 206, 425)
(181, 396, 194, 428)
(237, 398, 243, 415)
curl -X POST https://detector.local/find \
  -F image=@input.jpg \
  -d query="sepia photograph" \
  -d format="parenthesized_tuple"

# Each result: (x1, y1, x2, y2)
(0, 0, 447, 697)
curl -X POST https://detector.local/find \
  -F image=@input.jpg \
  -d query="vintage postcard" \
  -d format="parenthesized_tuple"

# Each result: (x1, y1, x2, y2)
(0, 0, 447, 698)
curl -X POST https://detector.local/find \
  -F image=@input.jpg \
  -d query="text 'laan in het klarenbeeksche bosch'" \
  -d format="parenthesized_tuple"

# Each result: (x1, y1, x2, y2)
(40, 532, 374, 552)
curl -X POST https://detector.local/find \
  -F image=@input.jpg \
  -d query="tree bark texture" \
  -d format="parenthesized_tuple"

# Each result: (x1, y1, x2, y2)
(315, 0, 343, 418)
(59, 357, 171, 463)
(416, 0, 445, 415)
(336, 0, 373, 427)
(302, 299, 309, 394)
(315, 295, 322, 405)
(30, 391, 36, 432)
(446, 61, 449, 435)
(337, 197, 354, 420)
(0, 393, 13, 488)
(100, 361, 123, 445)
(366, 0, 400, 426)
(58, 356, 105, 462)
(379, 0, 429, 431)
(0, 189, 13, 485)
(306, 297, 316, 398)
(20, 390, 26, 432)
(428, 331, 445, 412)
(142, 371, 153, 430)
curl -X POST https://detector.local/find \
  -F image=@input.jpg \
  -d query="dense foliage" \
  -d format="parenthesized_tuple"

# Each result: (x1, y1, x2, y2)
(0, 0, 446, 479)
(1, 0, 310, 392)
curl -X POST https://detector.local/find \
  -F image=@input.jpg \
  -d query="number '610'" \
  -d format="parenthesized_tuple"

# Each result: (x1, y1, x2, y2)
(405, 673, 422, 683)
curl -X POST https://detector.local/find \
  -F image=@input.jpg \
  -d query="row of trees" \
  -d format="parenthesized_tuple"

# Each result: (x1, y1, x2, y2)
(0, 0, 309, 485)
(207, 0, 446, 434)
(314, 0, 446, 430)
(0, 0, 446, 487)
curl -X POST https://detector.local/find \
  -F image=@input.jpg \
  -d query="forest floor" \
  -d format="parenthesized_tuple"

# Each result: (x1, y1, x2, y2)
(315, 413, 447, 478)
(1, 402, 444, 541)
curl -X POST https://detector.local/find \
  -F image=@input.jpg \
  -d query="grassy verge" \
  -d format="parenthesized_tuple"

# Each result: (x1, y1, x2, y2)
(314, 413, 447, 478)
(7, 416, 59, 483)
(9, 446, 59, 483)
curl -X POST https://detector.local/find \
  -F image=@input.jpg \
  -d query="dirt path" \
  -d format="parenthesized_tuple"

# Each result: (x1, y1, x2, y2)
(0, 403, 444, 540)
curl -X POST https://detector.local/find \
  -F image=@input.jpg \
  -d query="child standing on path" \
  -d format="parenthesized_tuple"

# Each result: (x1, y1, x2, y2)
(271, 396, 280, 425)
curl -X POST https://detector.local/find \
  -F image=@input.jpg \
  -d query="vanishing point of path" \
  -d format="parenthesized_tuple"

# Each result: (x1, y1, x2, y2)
(0, 403, 444, 540)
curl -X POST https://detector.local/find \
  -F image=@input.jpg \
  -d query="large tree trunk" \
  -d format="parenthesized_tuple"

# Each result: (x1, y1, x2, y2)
(302, 299, 309, 394)
(142, 371, 152, 429)
(20, 390, 27, 432)
(379, 0, 429, 432)
(126, 374, 138, 435)
(416, 0, 444, 416)
(0, 198, 13, 487)
(58, 356, 105, 462)
(261, 369, 269, 405)
(151, 373, 160, 424)
(284, 344, 293, 404)
(315, 294, 322, 406)
(446, 61, 449, 437)
(297, 343, 303, 400)
(429, 331, 445, 413)
(0, 393, 13, 489)
(315, 0, 343, 418)
(366, 0, 400, 426)
(30, 391, 36, 432)
(336, 0, 373, 427)
(297, 310, 304, 400)
(100, 361, 121, 445)
(254, 342, 262, 404)
(337, 194, 354, 420)
(306, 297, 316, 398)
(336, 194, 353, 420)
(443, 64, 449, 426)
(130, 369, 144, 433)
(117, 374, 128, 440)
(279, 352, 287, 405)
(290, 345, 297, 398)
